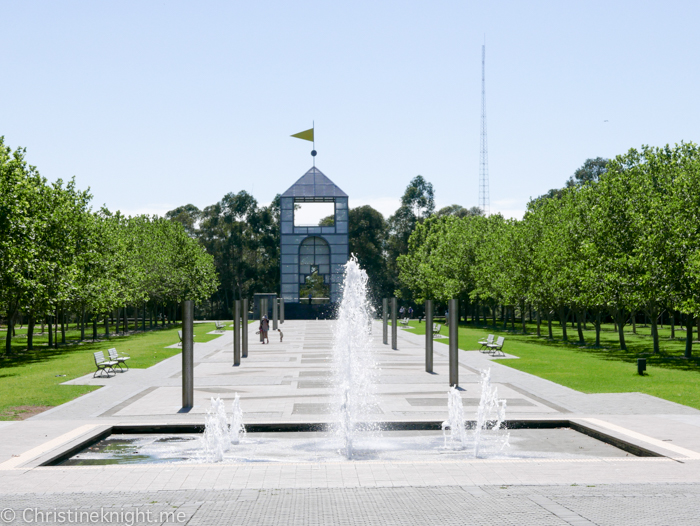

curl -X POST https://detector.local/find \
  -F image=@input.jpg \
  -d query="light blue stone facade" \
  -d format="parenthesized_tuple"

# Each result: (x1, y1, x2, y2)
(279, 167, 349, 303)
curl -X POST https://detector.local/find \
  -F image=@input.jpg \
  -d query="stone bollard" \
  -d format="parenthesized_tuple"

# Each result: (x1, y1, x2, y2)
(181, 300, 194, 410)
(234, 300, 241, 366)
(383, 298, 388, 345)
(449, 298, 459, 387)
(391, 297, 398, 350)
(242, 298, 249, 358)
(425, 299, 433, 373)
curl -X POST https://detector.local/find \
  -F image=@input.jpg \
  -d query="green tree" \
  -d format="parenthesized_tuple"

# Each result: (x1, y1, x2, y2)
(387, 176, 435, 299)
(347, 205, 387, 300)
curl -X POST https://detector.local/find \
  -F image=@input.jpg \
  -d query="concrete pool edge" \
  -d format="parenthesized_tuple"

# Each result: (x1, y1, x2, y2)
(25, 418, 676, 468)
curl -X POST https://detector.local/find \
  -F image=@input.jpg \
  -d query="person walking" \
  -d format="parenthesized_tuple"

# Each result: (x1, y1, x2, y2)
(408, 306, 413, 319)
(399, 305, 405, 318)
(261, 315, 270, 344)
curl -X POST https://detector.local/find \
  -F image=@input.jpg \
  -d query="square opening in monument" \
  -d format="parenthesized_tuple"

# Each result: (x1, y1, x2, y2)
(294, 202, 335, 227)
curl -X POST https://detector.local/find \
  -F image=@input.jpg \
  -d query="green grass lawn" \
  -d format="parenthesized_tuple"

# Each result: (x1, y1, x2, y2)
(399, 319, 700, 410)
(0, 322, 228, 420)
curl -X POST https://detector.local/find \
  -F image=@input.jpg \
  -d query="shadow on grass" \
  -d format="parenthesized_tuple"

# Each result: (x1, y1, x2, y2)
(464, 322, 700, 373)
(0, 325, 182, 371)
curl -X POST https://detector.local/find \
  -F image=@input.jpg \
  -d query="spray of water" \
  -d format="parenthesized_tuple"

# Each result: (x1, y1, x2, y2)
(201, 397, 230, 462)
(441, 386, 469, 449)
(440, 369, 510, 456)
(332, 257, 378, 459)
(473, 368, 508, 457)
(230, 393, 246, 445)
(200, 395, 246, 462)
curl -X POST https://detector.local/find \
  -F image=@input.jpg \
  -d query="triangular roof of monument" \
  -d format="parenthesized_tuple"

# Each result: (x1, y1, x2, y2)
(281, 167, 348, 198)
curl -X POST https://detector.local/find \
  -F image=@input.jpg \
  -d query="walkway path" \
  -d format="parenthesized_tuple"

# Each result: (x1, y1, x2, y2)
(1, 320, 699, 525)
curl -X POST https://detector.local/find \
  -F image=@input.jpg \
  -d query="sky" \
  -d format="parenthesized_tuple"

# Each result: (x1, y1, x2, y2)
(1, 1, 699, 221)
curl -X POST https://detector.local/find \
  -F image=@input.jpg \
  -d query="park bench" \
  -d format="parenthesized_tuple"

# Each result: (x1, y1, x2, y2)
(399, 317, 410, 327)
(215, 321, 225, 331)
(107, 348, 130, 371)
(478, 334, 495, 352)
(432, 323, 442, 338)
(93, 351, 118, 378)
(486, 336, 505, 357)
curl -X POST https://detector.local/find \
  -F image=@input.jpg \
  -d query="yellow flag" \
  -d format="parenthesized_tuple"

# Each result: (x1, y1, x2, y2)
(291, 128, 314, 142)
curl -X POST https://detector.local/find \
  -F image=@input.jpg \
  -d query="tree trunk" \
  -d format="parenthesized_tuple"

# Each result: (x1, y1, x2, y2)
(116, 307, 120, 333)
(520, 300, 526, 334)
(576, 308, 585, 344)
(123, 306, 128, 333)
(27, 316, 35, 350)
(558, 306, 568, 341)
(61, 308, 66, 344)
(55, 306, 59, 348)
(492, 305, 496, 328)
(93, 314, 98, 340)
(615, 308, 627, 351)
(696, 316, 700, 343)
(105, 314, 110, 338)
(48, 315, 53, 347)
(594, 311, 602, 347)
(510, 306, 515, 330)
(670, 312, 675, 339)
(536, 309, 541, 337)
(631, 310, 637, 334)
(5, 305, 16, 354)
(80, 307, 85, 341)
(685, 314, 693, 358)
(547, 311, 553, 339)
(650, 308, 660, 354)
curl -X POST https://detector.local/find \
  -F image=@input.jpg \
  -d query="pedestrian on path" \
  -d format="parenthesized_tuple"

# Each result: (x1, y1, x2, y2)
(399, 306, 405, 318)
(408, 306, 413, 318)
(278, 329, 283, 342)
(261, 316, 270, 344)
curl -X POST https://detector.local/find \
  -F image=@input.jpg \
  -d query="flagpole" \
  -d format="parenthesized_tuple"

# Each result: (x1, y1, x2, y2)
(312, 121, 315, 167)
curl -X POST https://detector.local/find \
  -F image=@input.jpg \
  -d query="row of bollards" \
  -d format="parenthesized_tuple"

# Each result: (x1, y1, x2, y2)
(182, 295, 284, 411)
(381, 297, 460, 388)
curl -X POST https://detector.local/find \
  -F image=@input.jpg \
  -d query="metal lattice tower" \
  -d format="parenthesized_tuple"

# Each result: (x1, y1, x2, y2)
(479, 44, 490, 216)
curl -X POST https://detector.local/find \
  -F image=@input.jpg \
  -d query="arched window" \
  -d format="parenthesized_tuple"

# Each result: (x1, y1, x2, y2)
(299, 236, 330, 285)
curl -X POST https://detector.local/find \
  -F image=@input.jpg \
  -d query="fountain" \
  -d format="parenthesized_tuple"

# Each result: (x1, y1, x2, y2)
(442, 386, 469, 449)
(199, 395, 246, 462)
(230, 393, 246, 445)
(52, 262, 645, 466)
(441, 368, 510, 456)
(331, 257, 379, 458)
(473, 368, 508, 457)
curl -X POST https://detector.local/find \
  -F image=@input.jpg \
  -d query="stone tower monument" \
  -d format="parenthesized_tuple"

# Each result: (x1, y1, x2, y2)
(279, 167, 349, 306)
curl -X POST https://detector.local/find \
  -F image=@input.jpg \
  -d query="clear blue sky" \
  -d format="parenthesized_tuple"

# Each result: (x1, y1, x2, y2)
(1, 1, 698, 219)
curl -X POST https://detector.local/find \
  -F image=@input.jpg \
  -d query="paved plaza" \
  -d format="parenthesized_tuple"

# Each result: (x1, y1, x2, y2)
(1, 320, 700, 525)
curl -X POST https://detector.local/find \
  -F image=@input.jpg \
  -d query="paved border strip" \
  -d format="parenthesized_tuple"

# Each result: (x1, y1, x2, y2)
(0, 424, 101, 469)
(582, 418, 700, 459)
(503, 383, 572, 414)
(98, 387, 159, 417)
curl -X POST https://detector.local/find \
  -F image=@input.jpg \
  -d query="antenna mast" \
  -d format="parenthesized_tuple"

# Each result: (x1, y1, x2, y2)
(479, 43, 490, 215)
